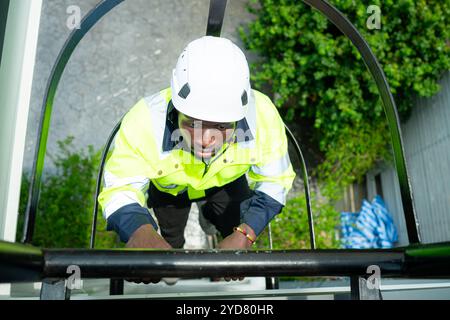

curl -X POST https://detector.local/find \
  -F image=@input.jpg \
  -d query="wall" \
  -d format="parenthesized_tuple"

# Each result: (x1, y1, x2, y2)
(368, 72, 450, 246)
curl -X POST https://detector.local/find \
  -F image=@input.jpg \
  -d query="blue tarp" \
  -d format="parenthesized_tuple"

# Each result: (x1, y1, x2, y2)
(340, 195, 398, 249)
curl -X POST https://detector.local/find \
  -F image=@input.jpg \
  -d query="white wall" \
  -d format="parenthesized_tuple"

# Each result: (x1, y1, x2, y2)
(0, 0, 42, 295)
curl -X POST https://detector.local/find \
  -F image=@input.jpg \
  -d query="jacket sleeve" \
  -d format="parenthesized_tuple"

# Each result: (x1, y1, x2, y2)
(98, 99, 158, 243)
(242, 93, 296, 236)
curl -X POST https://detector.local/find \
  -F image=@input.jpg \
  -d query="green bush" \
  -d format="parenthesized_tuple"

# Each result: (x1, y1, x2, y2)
(16, 137, 117, 249)
(317, 122, 392, 200)
(241, 0, 450, 196)
(257, 194, 340, 249)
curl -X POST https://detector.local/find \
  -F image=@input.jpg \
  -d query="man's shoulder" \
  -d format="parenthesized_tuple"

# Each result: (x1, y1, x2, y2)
(251, 89, 281, 119)
(124, 88, 171, 120)
(143, 88, 172, 108)
(251, 89, 272, 103)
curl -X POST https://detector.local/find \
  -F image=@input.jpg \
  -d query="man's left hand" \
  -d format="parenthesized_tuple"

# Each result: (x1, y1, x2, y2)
(216, 223, 256, 282)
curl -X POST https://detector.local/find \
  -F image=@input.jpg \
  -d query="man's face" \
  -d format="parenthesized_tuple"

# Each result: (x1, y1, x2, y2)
(177, 112, 236, 160)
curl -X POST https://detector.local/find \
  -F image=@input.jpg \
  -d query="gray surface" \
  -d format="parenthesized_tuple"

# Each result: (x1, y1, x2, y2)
(372, 72, 450, 245)
(39, 278, 68, 300)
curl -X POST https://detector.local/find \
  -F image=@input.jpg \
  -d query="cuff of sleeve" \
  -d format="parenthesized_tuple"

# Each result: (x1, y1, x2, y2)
(240, 191, 284, 236)
(106, 203, 158, 243)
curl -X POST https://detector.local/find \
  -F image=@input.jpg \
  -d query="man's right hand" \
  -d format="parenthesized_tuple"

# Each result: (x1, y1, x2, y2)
(126, 224, 172, 250)
(125, 224, 172, 284)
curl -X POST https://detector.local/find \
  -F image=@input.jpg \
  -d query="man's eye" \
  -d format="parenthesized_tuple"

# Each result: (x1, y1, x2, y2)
(189, 122, 201, 128)
(217, 124, 233, 130)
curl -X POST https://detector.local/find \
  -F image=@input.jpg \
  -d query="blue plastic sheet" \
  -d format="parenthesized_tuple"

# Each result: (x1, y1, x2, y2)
(340, 195, 398, 249)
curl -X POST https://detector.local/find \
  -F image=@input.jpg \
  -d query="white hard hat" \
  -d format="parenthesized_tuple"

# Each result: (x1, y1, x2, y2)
(171, 36, 251, 123)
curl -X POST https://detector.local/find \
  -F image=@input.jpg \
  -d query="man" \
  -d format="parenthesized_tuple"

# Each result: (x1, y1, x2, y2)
(99, 36, 295, 280)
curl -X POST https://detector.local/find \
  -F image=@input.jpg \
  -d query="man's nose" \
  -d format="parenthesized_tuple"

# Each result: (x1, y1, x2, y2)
(201, 129, 216, 147)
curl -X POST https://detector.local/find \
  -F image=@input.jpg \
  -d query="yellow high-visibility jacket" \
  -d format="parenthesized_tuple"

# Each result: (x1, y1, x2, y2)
(99, 88, 295, 242)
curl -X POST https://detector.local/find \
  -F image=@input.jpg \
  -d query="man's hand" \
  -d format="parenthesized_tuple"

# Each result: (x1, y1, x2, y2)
(216, 223, 256, 282)
(125, 224, 172, 284)
(126, 224, 172, 250)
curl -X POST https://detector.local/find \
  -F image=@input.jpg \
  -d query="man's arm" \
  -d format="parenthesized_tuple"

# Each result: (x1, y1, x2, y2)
(240, 92, 296, 239)
(217, 223, 256, 250)
(99, 99, 167, 248)
(106, 203, 168, 246)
